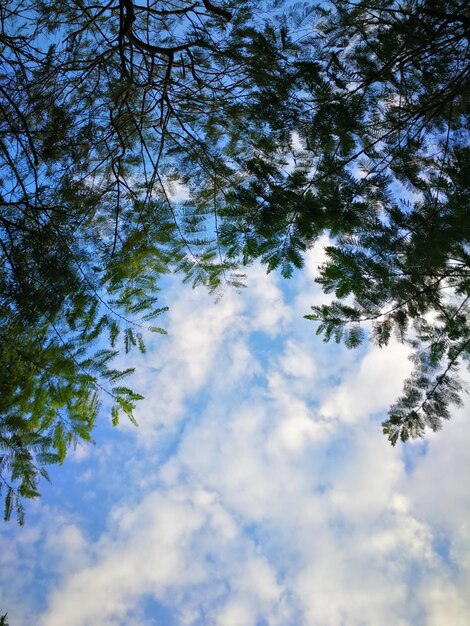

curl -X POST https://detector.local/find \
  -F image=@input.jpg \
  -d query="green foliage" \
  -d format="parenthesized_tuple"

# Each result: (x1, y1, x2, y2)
(221, 0, 470, 444)
(1, 0, 469, 523)
(1, 0, 289, 520)
(301, 0, 470, 444)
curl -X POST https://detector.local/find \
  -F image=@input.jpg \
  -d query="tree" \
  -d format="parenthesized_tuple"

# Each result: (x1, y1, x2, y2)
(1, 0, 469, 522)
(219, 0, 470, 443)
(0, 0, 290, 520)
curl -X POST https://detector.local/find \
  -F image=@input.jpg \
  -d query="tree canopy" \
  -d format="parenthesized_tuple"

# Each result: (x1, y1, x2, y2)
(1, 0, 469, 521)
(219, 0, 470, 444)
(1, 0, 270, 522)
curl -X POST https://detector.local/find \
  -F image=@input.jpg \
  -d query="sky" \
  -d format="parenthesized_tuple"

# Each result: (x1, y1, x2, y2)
(1, 246, 470, 626)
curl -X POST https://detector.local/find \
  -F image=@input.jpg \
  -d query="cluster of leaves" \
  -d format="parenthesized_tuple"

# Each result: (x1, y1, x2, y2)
(1, 0, 469, 522)
(0, 0, 292, 520)
(220, 0, 470, 443)
(0, 191, 170, 521)
(308, 145, 469, 443)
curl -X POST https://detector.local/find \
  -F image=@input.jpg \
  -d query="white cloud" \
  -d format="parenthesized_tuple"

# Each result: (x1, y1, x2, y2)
(319, 340, 413, 423)
(3, 264, 469, 626)
(69, 442, 91, 463)
(418, 580, 470, 626)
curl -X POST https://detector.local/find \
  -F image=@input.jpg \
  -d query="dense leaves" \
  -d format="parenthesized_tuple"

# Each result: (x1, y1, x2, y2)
(1, 0, 469, 521)
(0, 0, 287, 520)
(299, 1, 470, 444)
(221, 0, 470, 444)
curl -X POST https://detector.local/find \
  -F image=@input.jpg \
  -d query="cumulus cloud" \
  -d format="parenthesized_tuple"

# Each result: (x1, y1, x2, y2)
(2, 263, 469, 626)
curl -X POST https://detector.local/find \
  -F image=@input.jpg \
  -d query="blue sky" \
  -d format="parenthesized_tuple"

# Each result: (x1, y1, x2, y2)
(1, 245, 470, 626)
